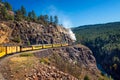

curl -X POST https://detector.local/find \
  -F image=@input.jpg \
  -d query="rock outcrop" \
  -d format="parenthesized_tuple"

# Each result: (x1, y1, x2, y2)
(0, 22, 12, 44)
(25, 64, 78, 80)
(35, 45, 97, 70)
(34, 44, 102, 80)
(0, 21, 72, 45)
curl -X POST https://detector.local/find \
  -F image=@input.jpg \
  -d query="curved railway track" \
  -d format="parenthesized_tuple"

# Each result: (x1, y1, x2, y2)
(0, 43, 68, 59)
(0, 48, 48, 80)
(0, 44, 69, 80)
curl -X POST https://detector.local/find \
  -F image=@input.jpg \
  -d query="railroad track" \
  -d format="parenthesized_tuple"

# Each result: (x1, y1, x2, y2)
(0, 49, 48, 80)
(0, 43, 71, 80)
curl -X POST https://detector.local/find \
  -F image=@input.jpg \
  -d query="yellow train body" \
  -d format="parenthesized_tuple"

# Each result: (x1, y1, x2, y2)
(43, 44, 52, 48)
(53, 44, 61, 47)
(0, 46, 6, 57)
(62, 43, 68, 46)
(32, 45, 43, 50)
(0, 43, 69, 58)
(21, 47, 32, 51)
(6, 46, 20, 54)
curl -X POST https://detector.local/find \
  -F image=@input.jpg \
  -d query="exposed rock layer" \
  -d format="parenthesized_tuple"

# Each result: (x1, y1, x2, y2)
(0, 21, 72, 45)
(34, 44, 101, 80)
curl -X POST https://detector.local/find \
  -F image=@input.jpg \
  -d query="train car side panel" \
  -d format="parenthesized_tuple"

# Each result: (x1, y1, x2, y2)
(32, 45, 43, 50)
(21, 46, 32, 51)
(7, 46, 16, 54)
(0, 46, 6, 57)
(43, 44, 52, 48)
(61, 43, 68, 47)
(7, 46, 12, 54)
(16, 46, 20, 52)
(53, 44, 62, 47)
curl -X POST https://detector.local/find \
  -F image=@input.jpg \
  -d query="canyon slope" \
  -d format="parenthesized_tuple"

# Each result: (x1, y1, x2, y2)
(0, 44, 108, 80)
(73, 22, 120, 80)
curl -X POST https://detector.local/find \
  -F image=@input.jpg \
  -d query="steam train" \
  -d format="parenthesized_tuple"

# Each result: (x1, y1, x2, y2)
(0, 43, 68, 58)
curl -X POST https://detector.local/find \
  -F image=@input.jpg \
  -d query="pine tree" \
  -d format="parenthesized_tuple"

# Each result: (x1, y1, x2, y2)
(21, 5, 26, 17)
(4, 2, 12, 10)
(0, 0, 2, 3)
(37, 15, 45, 24)
(31, 10, 37, 21)
(28, 10, 37, 21)
(15, 9, 23, 21)
(28, 12, 32, 20)
(44, 15, 49, 24)
(54, 16, 58, 25)
(1, 6, 7, 20)
(50, 16, 53, 24)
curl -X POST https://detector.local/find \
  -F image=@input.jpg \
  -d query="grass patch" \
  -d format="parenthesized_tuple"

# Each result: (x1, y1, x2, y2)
(19, 53, 34, 57)
(39, 58, 50, 64)
(48, 53, 82, 79)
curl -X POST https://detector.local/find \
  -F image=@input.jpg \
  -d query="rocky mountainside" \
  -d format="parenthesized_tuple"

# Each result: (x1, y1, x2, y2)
(33, 44, 109, 80)
(73, 22, 120, 80)
(0, 21, 72, 45)
(0, 44, 109, 80)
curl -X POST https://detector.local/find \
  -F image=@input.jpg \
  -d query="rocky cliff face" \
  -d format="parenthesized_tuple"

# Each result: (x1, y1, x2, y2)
(0, 21, 12, 44)
(34, 44, 104, 80)
(0, 21, 72, 45)
(0, 44, 105, 80)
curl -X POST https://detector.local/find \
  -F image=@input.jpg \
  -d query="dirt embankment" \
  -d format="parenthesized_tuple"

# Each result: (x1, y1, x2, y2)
(0, 52, 77, 80)
(0, 45, 107, 80)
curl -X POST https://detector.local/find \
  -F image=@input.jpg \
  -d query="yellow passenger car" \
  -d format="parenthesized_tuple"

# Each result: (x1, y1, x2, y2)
(53, 44, 62, 47)
(43, 44, 52, 48)
(32, 45, 43, 50)
(16, 46, 20, 52)
(21, 46, 32, 51)
(61, 43, 68, 47)
(6, 46, 20, 54)
(0, 46, 6, 57)
(7, 46, 16, 54)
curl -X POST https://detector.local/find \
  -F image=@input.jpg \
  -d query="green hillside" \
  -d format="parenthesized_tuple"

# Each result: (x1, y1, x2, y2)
(73, 22, 120, 80)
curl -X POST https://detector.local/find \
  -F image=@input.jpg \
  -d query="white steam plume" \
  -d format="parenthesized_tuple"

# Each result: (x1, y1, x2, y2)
(62, 19, 76, 41)
(67, 28, 76, 41)
(61, 16, 76, 41)
(44, 5, 76, 41)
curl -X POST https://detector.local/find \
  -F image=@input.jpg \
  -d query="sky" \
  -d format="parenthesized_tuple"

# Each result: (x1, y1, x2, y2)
(4, 0, 120, 27)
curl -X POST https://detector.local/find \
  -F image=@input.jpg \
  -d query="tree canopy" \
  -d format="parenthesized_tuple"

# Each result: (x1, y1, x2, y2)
(0, 1, 59, 26)
(73, 22, 120, 79)
(4, 2, 12, 10)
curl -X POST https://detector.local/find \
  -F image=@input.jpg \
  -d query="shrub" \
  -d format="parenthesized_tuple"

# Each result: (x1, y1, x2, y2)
(49, 53, 82, 79)
(84, 75, 90, 80)
(12, 36, 21, 43)
(39, 58, 50, 64)
(19, 53, 33, 57)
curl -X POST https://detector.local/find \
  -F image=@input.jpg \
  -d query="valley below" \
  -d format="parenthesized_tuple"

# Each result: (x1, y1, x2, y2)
(73, 22, 120, 80)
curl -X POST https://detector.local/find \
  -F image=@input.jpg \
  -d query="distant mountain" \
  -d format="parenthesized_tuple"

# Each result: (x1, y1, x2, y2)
(73, 22, 120, 80)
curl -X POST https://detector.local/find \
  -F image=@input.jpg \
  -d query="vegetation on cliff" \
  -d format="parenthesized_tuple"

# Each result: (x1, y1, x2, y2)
(73, 22, 120, 80)
(0, 0, 59, 26)
(0, 1, 73, 45)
